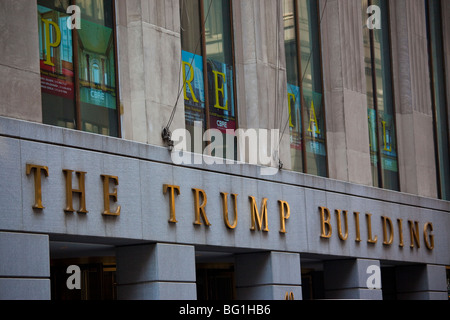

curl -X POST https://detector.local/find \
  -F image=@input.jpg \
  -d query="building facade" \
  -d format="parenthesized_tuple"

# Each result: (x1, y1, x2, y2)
(0, 0, 449, 300)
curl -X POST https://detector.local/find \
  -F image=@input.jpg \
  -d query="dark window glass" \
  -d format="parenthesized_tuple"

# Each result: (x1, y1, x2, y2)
(180, 0, 236, 158)
(38, 0, 119, 137)
(283, 0, 327, 177)
(426, 0, 450, 200)
(38, 1, 77, 129)
(362, 0, 399, 191)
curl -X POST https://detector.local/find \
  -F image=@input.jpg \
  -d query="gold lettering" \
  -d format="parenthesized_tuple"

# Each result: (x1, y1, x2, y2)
(42, 19, 61, 67)
(192, 188, 211, 226)
(249, 196, 269, 232)
(319, 207, 332, 239)
(221, 192, 238, 230)
(163, 185, 181, 223)
(381, 216, 394, 245)
(284, 292, 295, 300)
(398, 218, 404, 248)
(26, 164, 49, 210)
(63, 170, 88, 214)
(423, 222, 434, 250)
(335, 209, 349, 241)
(212, 70, 228, 110)
(354, 212, 361, 242)
(366, 213, 378, 244)
(408, 220, 420, 248)
(278, 200, 291, 234)
(182, 61, 199, 103)
(101, 175, 121, 216)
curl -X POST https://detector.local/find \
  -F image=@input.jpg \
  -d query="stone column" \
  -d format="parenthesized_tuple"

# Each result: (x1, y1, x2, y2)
(324, 259, 382, 300)
(0, 232, 50, 300)
(0, 0, 42, 123)
(390, 0, 438, 198)
(235, 251, 302, 300)
(116, 243, 197, 300)
(320, 0, 372, 186)
(232, 0, 291, 169)
(396, 264, 448, 300)
(116, 0, 185, 146)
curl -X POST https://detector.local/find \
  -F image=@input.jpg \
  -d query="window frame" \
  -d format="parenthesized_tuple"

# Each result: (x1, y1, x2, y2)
(426, 0, 450, 200)
(39, 0, 122, 138)
(286, 0, 329, 177)
(181, 0, 238, 149)
(364, 0, 399, 190)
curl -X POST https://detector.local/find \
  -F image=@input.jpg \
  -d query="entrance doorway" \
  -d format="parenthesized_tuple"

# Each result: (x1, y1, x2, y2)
(49, 241, 117, 300)
(196, 263, 236, 300)
(195, 250, 236, 300)
(51, 258, 117, 300)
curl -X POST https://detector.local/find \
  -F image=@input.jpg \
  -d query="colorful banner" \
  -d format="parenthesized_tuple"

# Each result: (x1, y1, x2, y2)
(303, 89, 326, 156)
(38, 5, 74, 100)
(182, 50, 206, 127)
(288, 84, 302, 150)
(367, 108, 398, 172)
(207, 59, 236, 133)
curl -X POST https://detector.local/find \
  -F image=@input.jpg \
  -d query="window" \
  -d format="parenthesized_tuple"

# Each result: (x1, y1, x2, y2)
(283, 0, 327, 177)
(362, 0, 399, 191)
(426, 0, 450, 201)
(180, 0, 237, 158)
(38, 0, 120, 137)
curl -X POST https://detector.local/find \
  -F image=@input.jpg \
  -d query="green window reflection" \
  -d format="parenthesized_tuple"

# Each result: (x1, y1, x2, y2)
(38, 1, 76, 130)
(38, 0, 120, 137)
(180, 0, 237, 158)
(283, 0, 327, 177)
(362, 0, 399, 191)
(426, 0, 450, 201)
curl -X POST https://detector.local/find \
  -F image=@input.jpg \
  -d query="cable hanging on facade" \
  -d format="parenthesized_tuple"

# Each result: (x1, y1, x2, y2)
(162, 0, 214, 150)
(274, 0, 284, 170)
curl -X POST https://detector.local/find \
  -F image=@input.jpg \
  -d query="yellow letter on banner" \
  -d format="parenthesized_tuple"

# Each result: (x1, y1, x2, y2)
(183, 61, 199, 103)
(213, 70, 228, 110)
(307, 100, 321, 135)
(42, 19, 61, 67)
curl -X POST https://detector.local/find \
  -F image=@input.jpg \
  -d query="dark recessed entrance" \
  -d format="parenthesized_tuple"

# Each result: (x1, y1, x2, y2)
(196, 263, 236, 300)
(49, 241, 117, 301)
(195, 251, 236, 300)
(51, 258, 117, 300)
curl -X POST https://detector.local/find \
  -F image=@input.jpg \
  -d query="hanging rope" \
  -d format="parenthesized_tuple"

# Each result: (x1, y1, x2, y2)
(163, 0, 214, 149)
